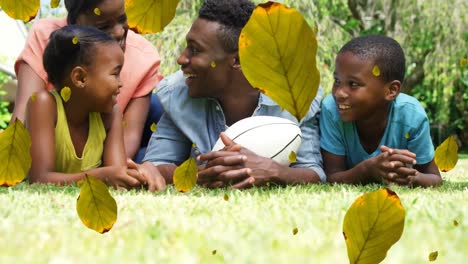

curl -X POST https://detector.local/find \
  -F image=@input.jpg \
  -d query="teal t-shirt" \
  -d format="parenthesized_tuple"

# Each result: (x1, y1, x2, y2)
(320, 93, 434, 169)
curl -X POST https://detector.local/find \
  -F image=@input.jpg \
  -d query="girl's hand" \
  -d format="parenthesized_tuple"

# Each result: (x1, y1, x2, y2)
(127, 159, 166, 192)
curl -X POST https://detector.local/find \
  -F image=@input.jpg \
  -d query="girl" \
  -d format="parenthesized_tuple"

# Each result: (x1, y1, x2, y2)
(26, 25, 165, 191)
(13, 0, 163, 160)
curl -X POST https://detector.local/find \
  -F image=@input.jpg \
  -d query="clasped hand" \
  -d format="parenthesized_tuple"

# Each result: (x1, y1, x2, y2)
(197, 132, 280, 189)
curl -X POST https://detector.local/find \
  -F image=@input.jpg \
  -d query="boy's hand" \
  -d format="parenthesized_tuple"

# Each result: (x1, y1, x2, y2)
(379, 145, 418, 185)
(127, 159, 166, 192)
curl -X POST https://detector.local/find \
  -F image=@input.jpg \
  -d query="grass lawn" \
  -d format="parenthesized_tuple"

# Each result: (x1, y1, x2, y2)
(1, 159, 466, 264)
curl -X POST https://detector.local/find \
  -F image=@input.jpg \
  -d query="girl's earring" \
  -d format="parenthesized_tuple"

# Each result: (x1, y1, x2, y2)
(210, 61, 217, 68)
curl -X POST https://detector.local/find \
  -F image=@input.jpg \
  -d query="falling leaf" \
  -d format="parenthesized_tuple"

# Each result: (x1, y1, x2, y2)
(212, 250, 217, 255)
(289, 151, 297, 163)
(0, 119, 32, 186)
(93, 7, 101, 16)
(31, 93, 37, 102)
(61, 86, 71, 102)
(223, 194, 229, 201)
(72, 36, 79, 45)
(453, 220, 459, 227)
(343, 188, 405, 264)
(125, 0, 181, 34)
(76, 174, 117, 233)
(434, 135, 458, 172)
(0, 0, 39, 21)
(239, 2, 320, 121)
(173, 157, 197, 192)
(210, 61, 217, 68)
(460, 58, 467, 67)
(405, 132, 410, 139)
(122, 120, 127, 127)
(429, 251, 438, 261)
(50, 0, 60, 8)
(192, 143, 197, 148)
(293, 227, 298, 235)
(150, 122, 157, 132)
(372, 65, 381, 77)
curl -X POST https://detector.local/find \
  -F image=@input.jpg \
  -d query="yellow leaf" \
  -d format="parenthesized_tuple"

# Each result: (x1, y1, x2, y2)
(372, 65, 381, 77)
(429, 251, 438, 261)
(50, 0, 59, 8)
(453, 220, 459, 227)
(405, 132, 410, 139)
(460, 58, 467, 67)
(223, 194, 229, 201)
(93, 7, 101, 16)
(72, 36, 79, 45)
(343, 188, 405, 264)
(173, 157, 197, 192)
(76, 175, 117, 233)
(434, 135, 458, 172)
(288, 151, 297, 163)
(212, 250, 217, 255)
(0, 0, 39, 21)
(125, 0, 181, 34)
(61, 86, 72, 102)
(239, 2, 320, 121)
(31, 93, 37, 102)
(192, 143, 197, 148)
(293, 227, 298, 235)
(122, 120, 127, 127)
(0, 119, 32, 186)
(150, 122, 157, 132)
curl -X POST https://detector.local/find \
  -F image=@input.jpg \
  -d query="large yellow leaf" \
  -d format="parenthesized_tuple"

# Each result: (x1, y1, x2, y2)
(76, 175, 117, 234)
(239, 2, 320, 121)
(173, 157, 197, 193)
(434, 135, 458, 172)
(50, 0, 60, 8)
(343, 188, 405, 264)
(0, 0, 39, 22)
(125, 0, 181, 34)
(0, 119, 31, 187)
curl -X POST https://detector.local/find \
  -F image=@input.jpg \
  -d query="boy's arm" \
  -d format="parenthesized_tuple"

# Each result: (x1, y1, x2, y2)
(410, 160, 442, 187)
(26, 95, 141, 188)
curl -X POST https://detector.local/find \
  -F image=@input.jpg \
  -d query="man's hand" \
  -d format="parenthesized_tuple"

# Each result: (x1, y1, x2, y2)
(198, 132, 280, 189)
(127, 159, 166, 192)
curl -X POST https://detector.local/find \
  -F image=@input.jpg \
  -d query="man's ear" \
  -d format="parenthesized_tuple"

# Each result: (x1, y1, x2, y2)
(70, 66, 87, 88)
(385, 80, 401, 100)
(231, 54, 241, 70)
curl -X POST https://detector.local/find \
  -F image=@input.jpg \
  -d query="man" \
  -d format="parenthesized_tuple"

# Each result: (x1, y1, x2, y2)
(131, 0, 325, 190)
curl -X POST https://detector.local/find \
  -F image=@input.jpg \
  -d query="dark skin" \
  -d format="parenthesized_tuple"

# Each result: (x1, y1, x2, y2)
(131, 18, 321, 189)
(12, 0, 149, 159)
(323, 51, 442, 187)
(26, 42, 164, 192)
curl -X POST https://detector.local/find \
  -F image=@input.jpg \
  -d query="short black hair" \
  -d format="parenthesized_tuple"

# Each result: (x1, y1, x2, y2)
(64, 0, 105, 24)
(198, 0, 256, 53)
(339, 35, 406, 83)
(43, 25, 114, 88)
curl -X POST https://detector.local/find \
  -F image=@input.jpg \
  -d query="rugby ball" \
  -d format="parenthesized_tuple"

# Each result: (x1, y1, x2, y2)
(212, 116, 302, 165)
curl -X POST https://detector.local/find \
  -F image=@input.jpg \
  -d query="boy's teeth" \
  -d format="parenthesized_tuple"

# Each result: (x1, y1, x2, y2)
(184, 73, 197, 78)
(338, 104, 351, 110)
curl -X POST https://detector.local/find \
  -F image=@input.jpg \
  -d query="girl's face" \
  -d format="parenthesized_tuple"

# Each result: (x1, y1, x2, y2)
(76, 0, 128, 51)
(84, 42, 124, 113)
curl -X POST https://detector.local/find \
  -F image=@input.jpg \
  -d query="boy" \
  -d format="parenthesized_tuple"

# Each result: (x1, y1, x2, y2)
(320, 35, 442, 187)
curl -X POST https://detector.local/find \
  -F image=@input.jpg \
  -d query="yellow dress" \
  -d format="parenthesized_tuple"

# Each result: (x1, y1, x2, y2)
(51, 91, 106, 173)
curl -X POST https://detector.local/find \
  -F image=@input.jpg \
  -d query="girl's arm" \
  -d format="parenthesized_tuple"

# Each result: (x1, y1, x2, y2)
(122, 95, 150, 159)
(12, 62, 46, 122)
(26, 94, 141, 188)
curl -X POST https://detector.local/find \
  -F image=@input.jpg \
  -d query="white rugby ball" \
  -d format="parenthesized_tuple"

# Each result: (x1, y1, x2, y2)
(212, 116, 302, 165)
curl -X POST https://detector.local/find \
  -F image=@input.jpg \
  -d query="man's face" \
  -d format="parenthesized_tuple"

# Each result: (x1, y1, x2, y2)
(177, 18, 234, 98)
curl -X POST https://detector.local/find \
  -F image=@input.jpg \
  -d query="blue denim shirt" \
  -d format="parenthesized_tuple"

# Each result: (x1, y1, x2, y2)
(143, 71, 326, 182)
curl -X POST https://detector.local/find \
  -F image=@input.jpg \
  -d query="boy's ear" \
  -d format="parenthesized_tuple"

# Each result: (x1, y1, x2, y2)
(70, 66, 87, 88)
(385, 80, 401, 100)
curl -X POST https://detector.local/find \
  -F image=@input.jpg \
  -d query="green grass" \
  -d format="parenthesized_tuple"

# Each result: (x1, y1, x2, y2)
(1, 159, 467, 263)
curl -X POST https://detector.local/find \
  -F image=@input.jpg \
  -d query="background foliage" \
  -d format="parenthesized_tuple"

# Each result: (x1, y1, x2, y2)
(12, 0, 468, 149)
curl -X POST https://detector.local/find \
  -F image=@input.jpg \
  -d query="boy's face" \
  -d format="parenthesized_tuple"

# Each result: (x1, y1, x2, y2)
(332, 51, 390, 123)
(177, 18, 235, 98)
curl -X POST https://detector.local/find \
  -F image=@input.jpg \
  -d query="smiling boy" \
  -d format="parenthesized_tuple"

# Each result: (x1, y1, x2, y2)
(320, 35, 442, 187)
